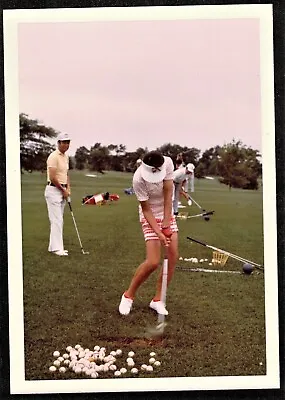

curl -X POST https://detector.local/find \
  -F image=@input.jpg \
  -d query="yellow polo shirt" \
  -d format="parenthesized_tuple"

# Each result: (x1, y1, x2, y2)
(46, 149, 69, 184)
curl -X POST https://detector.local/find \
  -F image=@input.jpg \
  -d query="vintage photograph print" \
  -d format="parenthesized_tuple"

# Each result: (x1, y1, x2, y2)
(3, 4, 279, 395)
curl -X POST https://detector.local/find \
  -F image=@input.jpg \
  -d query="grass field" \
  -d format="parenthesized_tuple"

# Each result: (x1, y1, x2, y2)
(21, 170, 266, 381)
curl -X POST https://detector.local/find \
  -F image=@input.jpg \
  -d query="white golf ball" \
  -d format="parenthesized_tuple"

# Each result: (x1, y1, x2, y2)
(75, 344, 81, 349)
(146, 365, 153, 372)
(126, 357, 133, 363)
(149, 358, 156, 364)
(53, 360, 60, 367)
(120, 367, 127, 374)
(141, 364, 148, 370)
(91, 372, 99, 378)
(116, 349, 122, 356)
(94, 345, 100, 351)
(84, 348, 90, 353)
(127, 361, 135, 367)
(205, 259, 208, 262)
(103, 364, 109, 372)
(62, 353, 69, 359)
(66, 346, 73, 352)
(58, 357, 64, 362)
(59, 367, 66, 373)
(209, 263, 212, 266)
(109, 364, 117, 371)
(53, 351, 60, 357)
(131, 368, 138, 374)
(85, 369, 92, 376)
(128, 351, 135, 357)
(79, 351, 85, 359)
(179, 256, 183, 260)
(154, 361, 161, 366)
(200, 259, 204, 263)
(114, 371, 121, 377)
(149, 352, 156, 357)
(63, 359, 70, 365)
(49, 365, 57, 372)
(100, 347, 106, 352)
(110, 351, 117, 356)
(75, 367, 82, 374)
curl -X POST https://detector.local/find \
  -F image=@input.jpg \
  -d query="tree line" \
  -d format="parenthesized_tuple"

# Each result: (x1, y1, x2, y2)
(19, 113, 262, 190)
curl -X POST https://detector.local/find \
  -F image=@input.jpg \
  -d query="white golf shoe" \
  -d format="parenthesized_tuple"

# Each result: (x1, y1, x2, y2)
(54, 250, 68, 256)
(119, 294, 133, 315)
(149, 300, 168, 316)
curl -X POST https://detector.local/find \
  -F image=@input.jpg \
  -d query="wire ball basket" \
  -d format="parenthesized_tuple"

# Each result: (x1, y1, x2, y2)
(212, 251, 229, 267)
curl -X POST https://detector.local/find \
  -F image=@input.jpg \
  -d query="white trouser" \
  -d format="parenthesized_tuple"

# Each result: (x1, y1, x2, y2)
(44, 186, 66, 252)
(173, 182, 182, 214)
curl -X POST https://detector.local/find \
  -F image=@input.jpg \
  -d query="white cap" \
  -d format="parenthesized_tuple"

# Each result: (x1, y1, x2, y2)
(186, 163, 195, 172)
(57, 133, 71, 141)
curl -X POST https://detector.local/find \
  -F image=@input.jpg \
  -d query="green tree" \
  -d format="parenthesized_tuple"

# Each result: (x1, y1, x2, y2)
(20, 113, 58, 172)
(74, 146, 90, 170)
(88, 143, 110, 173)
(217, 140, 261, 190)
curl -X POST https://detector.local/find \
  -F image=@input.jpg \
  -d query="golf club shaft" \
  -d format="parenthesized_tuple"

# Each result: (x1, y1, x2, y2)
(158, 248, 168, 324)
(188, 195, 203, 210)
(187, 236, 263, 268)
(187, 210, 214, 219)
(68, 200, 87, 253)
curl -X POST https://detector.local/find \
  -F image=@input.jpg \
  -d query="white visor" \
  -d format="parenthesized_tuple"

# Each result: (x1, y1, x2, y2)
(141, 158, 167, 183)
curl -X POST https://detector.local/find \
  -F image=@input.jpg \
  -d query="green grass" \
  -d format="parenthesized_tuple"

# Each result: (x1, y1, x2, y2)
(21, 170, 266, 380)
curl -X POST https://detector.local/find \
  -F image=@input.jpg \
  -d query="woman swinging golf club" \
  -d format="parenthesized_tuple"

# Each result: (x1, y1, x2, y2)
(119, 151, 178, 316)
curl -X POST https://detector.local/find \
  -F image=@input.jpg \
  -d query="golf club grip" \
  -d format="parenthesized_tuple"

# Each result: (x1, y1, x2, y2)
(68, 201, 72, 211)
(187, 237, 207, 247)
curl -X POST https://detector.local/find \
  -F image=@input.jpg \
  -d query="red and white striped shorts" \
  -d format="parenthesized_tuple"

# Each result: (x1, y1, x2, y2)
(141, 216, 178, 242)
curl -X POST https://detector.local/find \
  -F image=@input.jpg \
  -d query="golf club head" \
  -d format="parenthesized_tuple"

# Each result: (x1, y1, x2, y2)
(82, 250, 90, 255)
(146, 322, 168, 338)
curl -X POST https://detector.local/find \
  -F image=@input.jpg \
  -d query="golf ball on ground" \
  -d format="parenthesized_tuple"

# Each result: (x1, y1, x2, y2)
(91, 372, 99, 378)
(154, 361, 161, 366)
(53, 360, 60, 367)
(149, 358, 156, 364)
(94, 345, 100, 351)
(53, 351, 60, 357)
(116, 349, 122, 356)
(120, 367, 127, 374)
(59, 367, 66, 373)
(131, 368, 138, 374)
(146, 365, 153, 372)
(75, 344, 81, 349)
(128, 351, 135, 357)
(75, 367, 82, 374)
(63, 353, 69, 359)
(49, 366, 57, 372)
(58, 357, 64, 362)
(150, 352, 156, 357)
(114, 371, 121, 377)
(141, 364, 148, 370)
(63, 360, 70, 365)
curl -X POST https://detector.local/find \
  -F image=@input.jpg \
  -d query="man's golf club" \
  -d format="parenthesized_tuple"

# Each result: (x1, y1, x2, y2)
(188, 195, 206, 212)
(187, 236, 263, 270)
(67, 197, 89, 255)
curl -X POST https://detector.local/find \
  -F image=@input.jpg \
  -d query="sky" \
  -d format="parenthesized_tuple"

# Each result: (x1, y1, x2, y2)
(18, 18, 261, 156)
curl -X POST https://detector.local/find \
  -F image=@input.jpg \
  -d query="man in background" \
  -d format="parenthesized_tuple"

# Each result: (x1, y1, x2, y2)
(44, 133, 71, 256)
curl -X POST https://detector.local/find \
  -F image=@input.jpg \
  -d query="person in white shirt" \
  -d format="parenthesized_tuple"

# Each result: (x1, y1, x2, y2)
(44, 133, 71, 256)
(173, 163, 195, 215)
(119, 151, 178, 316)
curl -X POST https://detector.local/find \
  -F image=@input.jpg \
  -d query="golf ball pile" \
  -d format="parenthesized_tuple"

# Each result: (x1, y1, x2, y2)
(48, 345, 162, 378)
